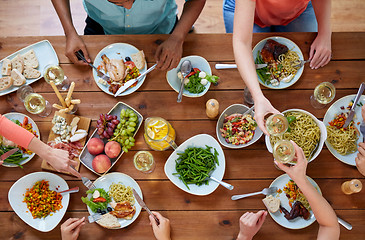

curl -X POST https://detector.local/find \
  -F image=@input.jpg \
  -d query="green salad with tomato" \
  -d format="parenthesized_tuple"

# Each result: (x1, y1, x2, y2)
(81, 188, 111, 213)
(178, 68, 219, 94)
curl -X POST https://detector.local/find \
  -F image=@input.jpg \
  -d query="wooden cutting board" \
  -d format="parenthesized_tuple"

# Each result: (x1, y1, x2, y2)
(41, 111, 91, 176)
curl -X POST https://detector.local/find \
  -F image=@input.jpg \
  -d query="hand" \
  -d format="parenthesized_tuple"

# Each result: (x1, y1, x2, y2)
(154, 36, 183, 71)
(65, 32, 91, 66)
(274, 141, 308, 182)
(309, 33, 332, 69)
(356, 142, 365, 176)
(253, 96, 281, 135)
(149, 211, 171, 240)
(61, 217, 85, 240)
(42, 146, 81, 178)
(237, 210, 267, 240)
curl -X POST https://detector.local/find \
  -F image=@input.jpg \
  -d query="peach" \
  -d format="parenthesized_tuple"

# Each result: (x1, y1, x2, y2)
(92, 154, 111, 173)
(87, 138, 104, 155)
(105, 141, 121, 159)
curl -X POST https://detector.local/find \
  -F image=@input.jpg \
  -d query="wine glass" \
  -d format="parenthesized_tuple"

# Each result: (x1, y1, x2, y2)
(244, 87, 254, 105)
(273, 140, 295, 164)
(17, 85, 52, 117)
(133, 151, 155, 173)
(265, 114, 289, 136)
(310, 82, 336, 109)
(44, 64, 69, 91)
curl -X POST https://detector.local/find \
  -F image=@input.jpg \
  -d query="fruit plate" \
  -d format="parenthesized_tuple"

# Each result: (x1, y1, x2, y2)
(2, 112, 40, 167)
(0, 40, 59, 96)
(92, 43, 147, 96)
(8, 172, 70, 232)
(79, 102, 143, 176)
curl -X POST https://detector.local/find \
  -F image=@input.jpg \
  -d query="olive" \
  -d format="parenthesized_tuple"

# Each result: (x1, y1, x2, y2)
(107, 207, 113, 212)
(96, 208, 102, 213)
(101, 210, 107, 215)
(125, 56, 131, 62)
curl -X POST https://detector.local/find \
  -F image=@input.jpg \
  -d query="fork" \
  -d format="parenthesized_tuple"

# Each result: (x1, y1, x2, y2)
(231, 187, 278, 200)
(75, 50, 110, 82)
(82, 176, 96, 190)
(292, 59, 310, 68)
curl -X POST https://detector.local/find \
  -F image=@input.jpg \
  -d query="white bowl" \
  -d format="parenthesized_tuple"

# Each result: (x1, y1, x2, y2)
(216, 104, 263, 149)
(164, 134, 226, 196)
(8, 172, 69, 232)
(265, 109, 327, 162)
(166, 55, 212, 98)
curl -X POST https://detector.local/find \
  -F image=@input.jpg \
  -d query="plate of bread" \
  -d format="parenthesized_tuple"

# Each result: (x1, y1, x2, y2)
(0, 40, 58, 96)
(93, 43, 147, 96)
(264, 174, 321, 229)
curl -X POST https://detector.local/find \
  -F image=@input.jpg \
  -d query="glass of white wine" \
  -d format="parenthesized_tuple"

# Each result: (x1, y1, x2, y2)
(265, 114, 289, 136)
(273, 140, 295, 164)
(44, 64, 69, 91)
(17, 85, 52, 117)
(133, 151, 155, 173)
(310, 82, 336, 109)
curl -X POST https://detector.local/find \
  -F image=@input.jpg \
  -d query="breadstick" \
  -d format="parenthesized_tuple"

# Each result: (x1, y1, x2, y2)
(59, 108, 67, 114)
(66, 81, 75, 101)
(70, 99, 81, 104)
(65, 104, 74, 113)
(65, 97, 71, 107)
(50, 80, 66, 107)
(52, 103, 64, 110)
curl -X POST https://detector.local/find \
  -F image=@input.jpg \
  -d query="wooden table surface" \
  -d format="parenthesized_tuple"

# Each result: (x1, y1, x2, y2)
(0, 33, 365, 240)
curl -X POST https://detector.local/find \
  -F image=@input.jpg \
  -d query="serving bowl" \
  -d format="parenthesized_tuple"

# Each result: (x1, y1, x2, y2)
(265, 109, 327, 162)
(216, 104, 263, 149)
(166, 55, 212, 98)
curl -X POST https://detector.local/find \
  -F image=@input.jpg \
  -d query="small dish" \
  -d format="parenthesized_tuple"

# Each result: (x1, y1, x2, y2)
(79, 102, 143, 176)
(93, 43, 147, 96)
(8, 172, 70, 232)
(252, 37, 304, 89)
(2, 112, 40, 167)
(164, 134, 226, 196)
(166, 55, 212, 98)
(268, 174, 321, 229)
(216, 104, 263, 149)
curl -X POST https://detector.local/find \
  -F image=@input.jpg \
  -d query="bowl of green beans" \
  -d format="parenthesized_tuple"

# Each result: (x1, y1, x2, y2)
(164, 134, 226, 196)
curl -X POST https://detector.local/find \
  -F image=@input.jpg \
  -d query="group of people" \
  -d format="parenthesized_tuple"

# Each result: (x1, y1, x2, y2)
(1, 0, 363, 239)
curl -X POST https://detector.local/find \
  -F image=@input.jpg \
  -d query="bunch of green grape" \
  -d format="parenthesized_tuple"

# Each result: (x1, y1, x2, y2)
(110, 108, 138, 152)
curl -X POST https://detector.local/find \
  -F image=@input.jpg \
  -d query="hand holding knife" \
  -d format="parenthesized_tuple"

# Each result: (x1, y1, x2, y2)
(132, 188, 160, 225)
(343, 82, 365, 128)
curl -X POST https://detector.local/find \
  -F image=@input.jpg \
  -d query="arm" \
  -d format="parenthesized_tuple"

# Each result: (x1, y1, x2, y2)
(309, 0, 332, 69)
(51, 0, 91, 65)
(275, 142, 340, 240)
(61, 217, 85, 240)
(237, 210, 267, 240)
(356, 105, 365, 176)
(149, 211, 171, 240)
(233, 0, 280, 135)
(155, 0, 205, 71)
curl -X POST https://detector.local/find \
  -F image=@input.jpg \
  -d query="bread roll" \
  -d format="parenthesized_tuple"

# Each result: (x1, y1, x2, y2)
(0, 76, 13, 91)
(1, 59, 12, 76)
(262, 195, 280, 213)
(97, 213, 121, 229)
(131, 50, 145, 69)
(11, 55, 24, 73)
(11, 69, 26, 86)
(22, 49, 39, 68)
(23, 66, 41, 79)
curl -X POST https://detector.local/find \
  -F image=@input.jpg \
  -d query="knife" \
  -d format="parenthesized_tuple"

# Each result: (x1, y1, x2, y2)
(215, 63, 267, 70)
(132, 188, 160, 225)
(114, 63, 157, 97)
(75, 50, 110, 82)
(343, 82, 365, 128)
(337, 216, 352, 230)
(0, 148, 19, 161)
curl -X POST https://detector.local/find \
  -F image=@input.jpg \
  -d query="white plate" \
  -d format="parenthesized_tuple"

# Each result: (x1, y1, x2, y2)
(0, 40, 59, 96)
(166, 55, 212, 98)
(265, 109, 327, 163)
(216, 104, 263, 149)
(86, 172, 142, 229)
(268, 174, 321, 229)
(93, 43, 147, 96)
(253, 37, 304, 89)
(2, 112, 40, 167)
(323, 94, 365, 166)
(8, 172, 70, 232)
(164, 134, 226, 196)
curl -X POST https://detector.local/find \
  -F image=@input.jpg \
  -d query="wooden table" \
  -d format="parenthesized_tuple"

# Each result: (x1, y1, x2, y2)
(0, 33, 364, 240)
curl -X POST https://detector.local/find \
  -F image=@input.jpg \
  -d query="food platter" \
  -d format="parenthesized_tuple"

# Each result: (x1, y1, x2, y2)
(265, 109, 327, 163)
(2, 112, 40, 167)
(164, 134, 226, 196)
(216, 104, 263, 149)
(268, 174, 321, 229)
(252, 36, 304, 89)
(166, 55, 212, 98)
(85, 172, 143, 229)
(0, 40, 59, 96)
(93, 43, 147, 96)
(323, 94, 365, 166)
(8, 172, 70, 232)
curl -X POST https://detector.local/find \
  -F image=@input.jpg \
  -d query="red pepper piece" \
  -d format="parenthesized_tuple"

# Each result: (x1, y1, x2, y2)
(93, 197, 106, 203)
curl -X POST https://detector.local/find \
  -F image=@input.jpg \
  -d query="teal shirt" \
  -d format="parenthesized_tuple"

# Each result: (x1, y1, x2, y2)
(83, 0, 183, 34)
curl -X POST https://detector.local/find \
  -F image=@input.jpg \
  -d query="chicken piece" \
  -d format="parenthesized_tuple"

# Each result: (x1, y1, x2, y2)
(101, 54, 126, 82)
(261, 39, 289, 62)
(110, 201, 136, 219)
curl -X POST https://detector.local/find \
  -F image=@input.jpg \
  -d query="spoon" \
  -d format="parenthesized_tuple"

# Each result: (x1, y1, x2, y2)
(58, 187, 80, 196)
(231, 187, 277, 200)
(209, 176, 234, 190)
(177, 60, 192, 103)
